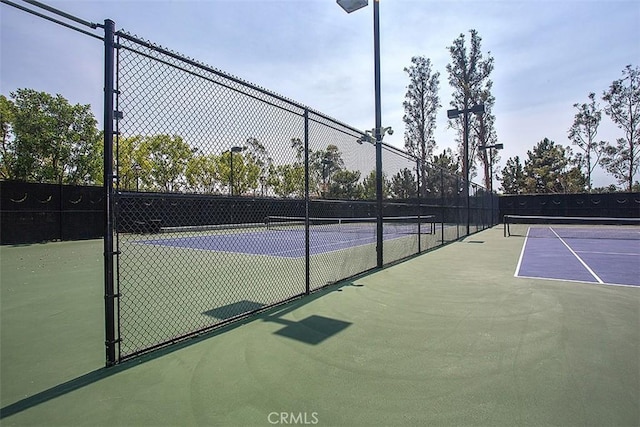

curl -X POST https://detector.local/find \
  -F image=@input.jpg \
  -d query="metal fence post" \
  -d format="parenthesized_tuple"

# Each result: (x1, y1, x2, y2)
(416, 157, 421, 254)
(103, 18, 117, 367)
(304, 109, 310, 295)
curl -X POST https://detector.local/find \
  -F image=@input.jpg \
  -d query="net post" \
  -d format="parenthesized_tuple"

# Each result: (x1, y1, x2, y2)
(103, 18, 117, 367)
(503, 215, 508, 237)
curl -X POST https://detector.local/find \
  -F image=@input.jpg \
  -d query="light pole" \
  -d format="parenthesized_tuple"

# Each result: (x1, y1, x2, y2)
(477, 143, 503, 194)
(447, 103, 485, 235)
(338, 0, 391, 268)
(478, 143, 503, 225)
(321, 158, 332, 198)
(229, 146, 244, 196)
(133, 163, 142, 192)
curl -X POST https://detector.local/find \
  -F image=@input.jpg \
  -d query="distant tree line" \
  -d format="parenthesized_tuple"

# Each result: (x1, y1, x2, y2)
(401, 27, 638, 194)
(0, 88, 462, 200)
(2, 62, 637, 196)
(500, 65, 639, 194)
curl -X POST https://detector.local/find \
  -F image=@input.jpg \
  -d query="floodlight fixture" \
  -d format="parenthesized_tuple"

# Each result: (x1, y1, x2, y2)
(231, 146, 244, 153)
(469, 104, 485, 114)
(447, 108, 460, 119)
(478, 143, 503, 151)
(337, 0, 368, 13)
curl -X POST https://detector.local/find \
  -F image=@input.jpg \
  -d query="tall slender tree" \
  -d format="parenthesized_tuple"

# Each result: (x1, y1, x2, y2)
(601, 64, 640, 191)
(473, 89, 499, 190)
(403, 56, 440, 196)
(446, 29, 495, 183)
(568, 92, 605, 192)
(500, 156, 525, 194)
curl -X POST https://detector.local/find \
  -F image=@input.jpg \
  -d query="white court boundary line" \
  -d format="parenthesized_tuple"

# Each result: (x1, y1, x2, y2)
(512, 226, 639, 286)
(513, 228, 530, 278)
(516, 274, 639, 288)
(547, 227, 604, 284)
(514, 236, 638, 288)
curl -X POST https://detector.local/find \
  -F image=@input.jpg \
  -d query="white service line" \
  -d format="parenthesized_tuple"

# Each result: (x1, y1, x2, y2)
(549, 227, 604, 284)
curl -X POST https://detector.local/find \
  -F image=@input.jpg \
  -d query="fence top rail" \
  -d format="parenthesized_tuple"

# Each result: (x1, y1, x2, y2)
(115, 29, 366, 138)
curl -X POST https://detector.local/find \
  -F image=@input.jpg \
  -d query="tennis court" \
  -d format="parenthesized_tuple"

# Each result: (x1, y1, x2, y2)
(137, 216, 437, 258)
(506, 215, 640, 287)
(2, 226, 638, 426)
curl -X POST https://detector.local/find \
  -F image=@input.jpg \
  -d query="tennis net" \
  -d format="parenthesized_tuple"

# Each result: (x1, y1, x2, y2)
(265, 215, 436, 235)
(504, 215, 640, 240)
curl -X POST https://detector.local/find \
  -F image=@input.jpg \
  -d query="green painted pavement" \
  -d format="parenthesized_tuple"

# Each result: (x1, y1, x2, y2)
(1, 227, 638, 426)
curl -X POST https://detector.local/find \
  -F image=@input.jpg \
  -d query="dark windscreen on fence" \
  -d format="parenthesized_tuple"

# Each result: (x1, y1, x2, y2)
(0, 181, 103, 244)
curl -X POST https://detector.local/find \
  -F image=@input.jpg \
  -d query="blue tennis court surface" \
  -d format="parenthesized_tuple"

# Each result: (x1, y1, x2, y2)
(136, 228, 414, 258)
(515, 227, 640, 287)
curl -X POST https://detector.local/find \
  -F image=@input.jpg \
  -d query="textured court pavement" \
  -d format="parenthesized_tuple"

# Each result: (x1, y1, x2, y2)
(1, 227, 638, 426)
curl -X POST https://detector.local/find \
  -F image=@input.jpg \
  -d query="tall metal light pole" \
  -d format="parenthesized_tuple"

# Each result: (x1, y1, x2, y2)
(478, 143, 503, 225)
(338, 0, 388, 268)
(447, 103, 485, 235)
(321, 158, 332, 198)
(478, 143, 503, 194)
(229, 146, 244, 196)
(133, 163, 141, 192)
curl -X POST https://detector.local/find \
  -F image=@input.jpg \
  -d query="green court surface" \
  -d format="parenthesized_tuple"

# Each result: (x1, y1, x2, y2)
(1, 227, 638, 426)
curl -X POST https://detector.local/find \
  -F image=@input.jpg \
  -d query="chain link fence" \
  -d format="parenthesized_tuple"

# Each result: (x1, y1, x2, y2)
(106, 27, 498, 361)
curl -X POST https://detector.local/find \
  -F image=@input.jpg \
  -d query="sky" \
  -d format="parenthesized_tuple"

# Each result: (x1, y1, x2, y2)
(1, 0, 639, 189)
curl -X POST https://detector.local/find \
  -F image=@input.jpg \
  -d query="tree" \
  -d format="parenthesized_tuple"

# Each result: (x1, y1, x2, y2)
(568, 92, 606, 192)
(403, 56, 440, 196)
(601, 65, 640, 191)
(389, 168, 417, 199)
(268, 163, 305, 198)
(309, 144, 345, 196)
(523, 138, 585, 193)
(0, 95, 16, 179)
(422, 149, 459, 196)
(185, 152, 218, 193)
(362, 169, 390, 199)
(474, 92, 499, 190)
(7, 88, 101, 184)
(327, 169, 362, 199)
(215, 149, 261, 196)
(431, 148, 459, 175)
(446, 29, 495, 183)
(139, 134, 193, 192)
(499, 156, 525, 194)
(244, 137, 272, 196)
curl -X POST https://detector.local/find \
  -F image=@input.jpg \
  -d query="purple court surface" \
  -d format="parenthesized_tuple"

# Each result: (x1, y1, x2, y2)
(136, 228, 412, 258)
(515, 229, 640, 287)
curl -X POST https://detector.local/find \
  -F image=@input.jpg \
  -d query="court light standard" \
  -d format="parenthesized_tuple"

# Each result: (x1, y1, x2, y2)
(477, 143, 503, 194)
(337, 0, 392, 268)
(447, 103, 485, 235)
(229, 146, 244, 196)
(478, 143, 503, 226)
(133, 163, 142, 192)
(321, 158, 333, 198)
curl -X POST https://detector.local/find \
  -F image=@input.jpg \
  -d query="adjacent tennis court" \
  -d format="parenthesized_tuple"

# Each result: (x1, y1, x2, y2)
(137, 216, 437, 258)
(506, 215, 640, 287)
